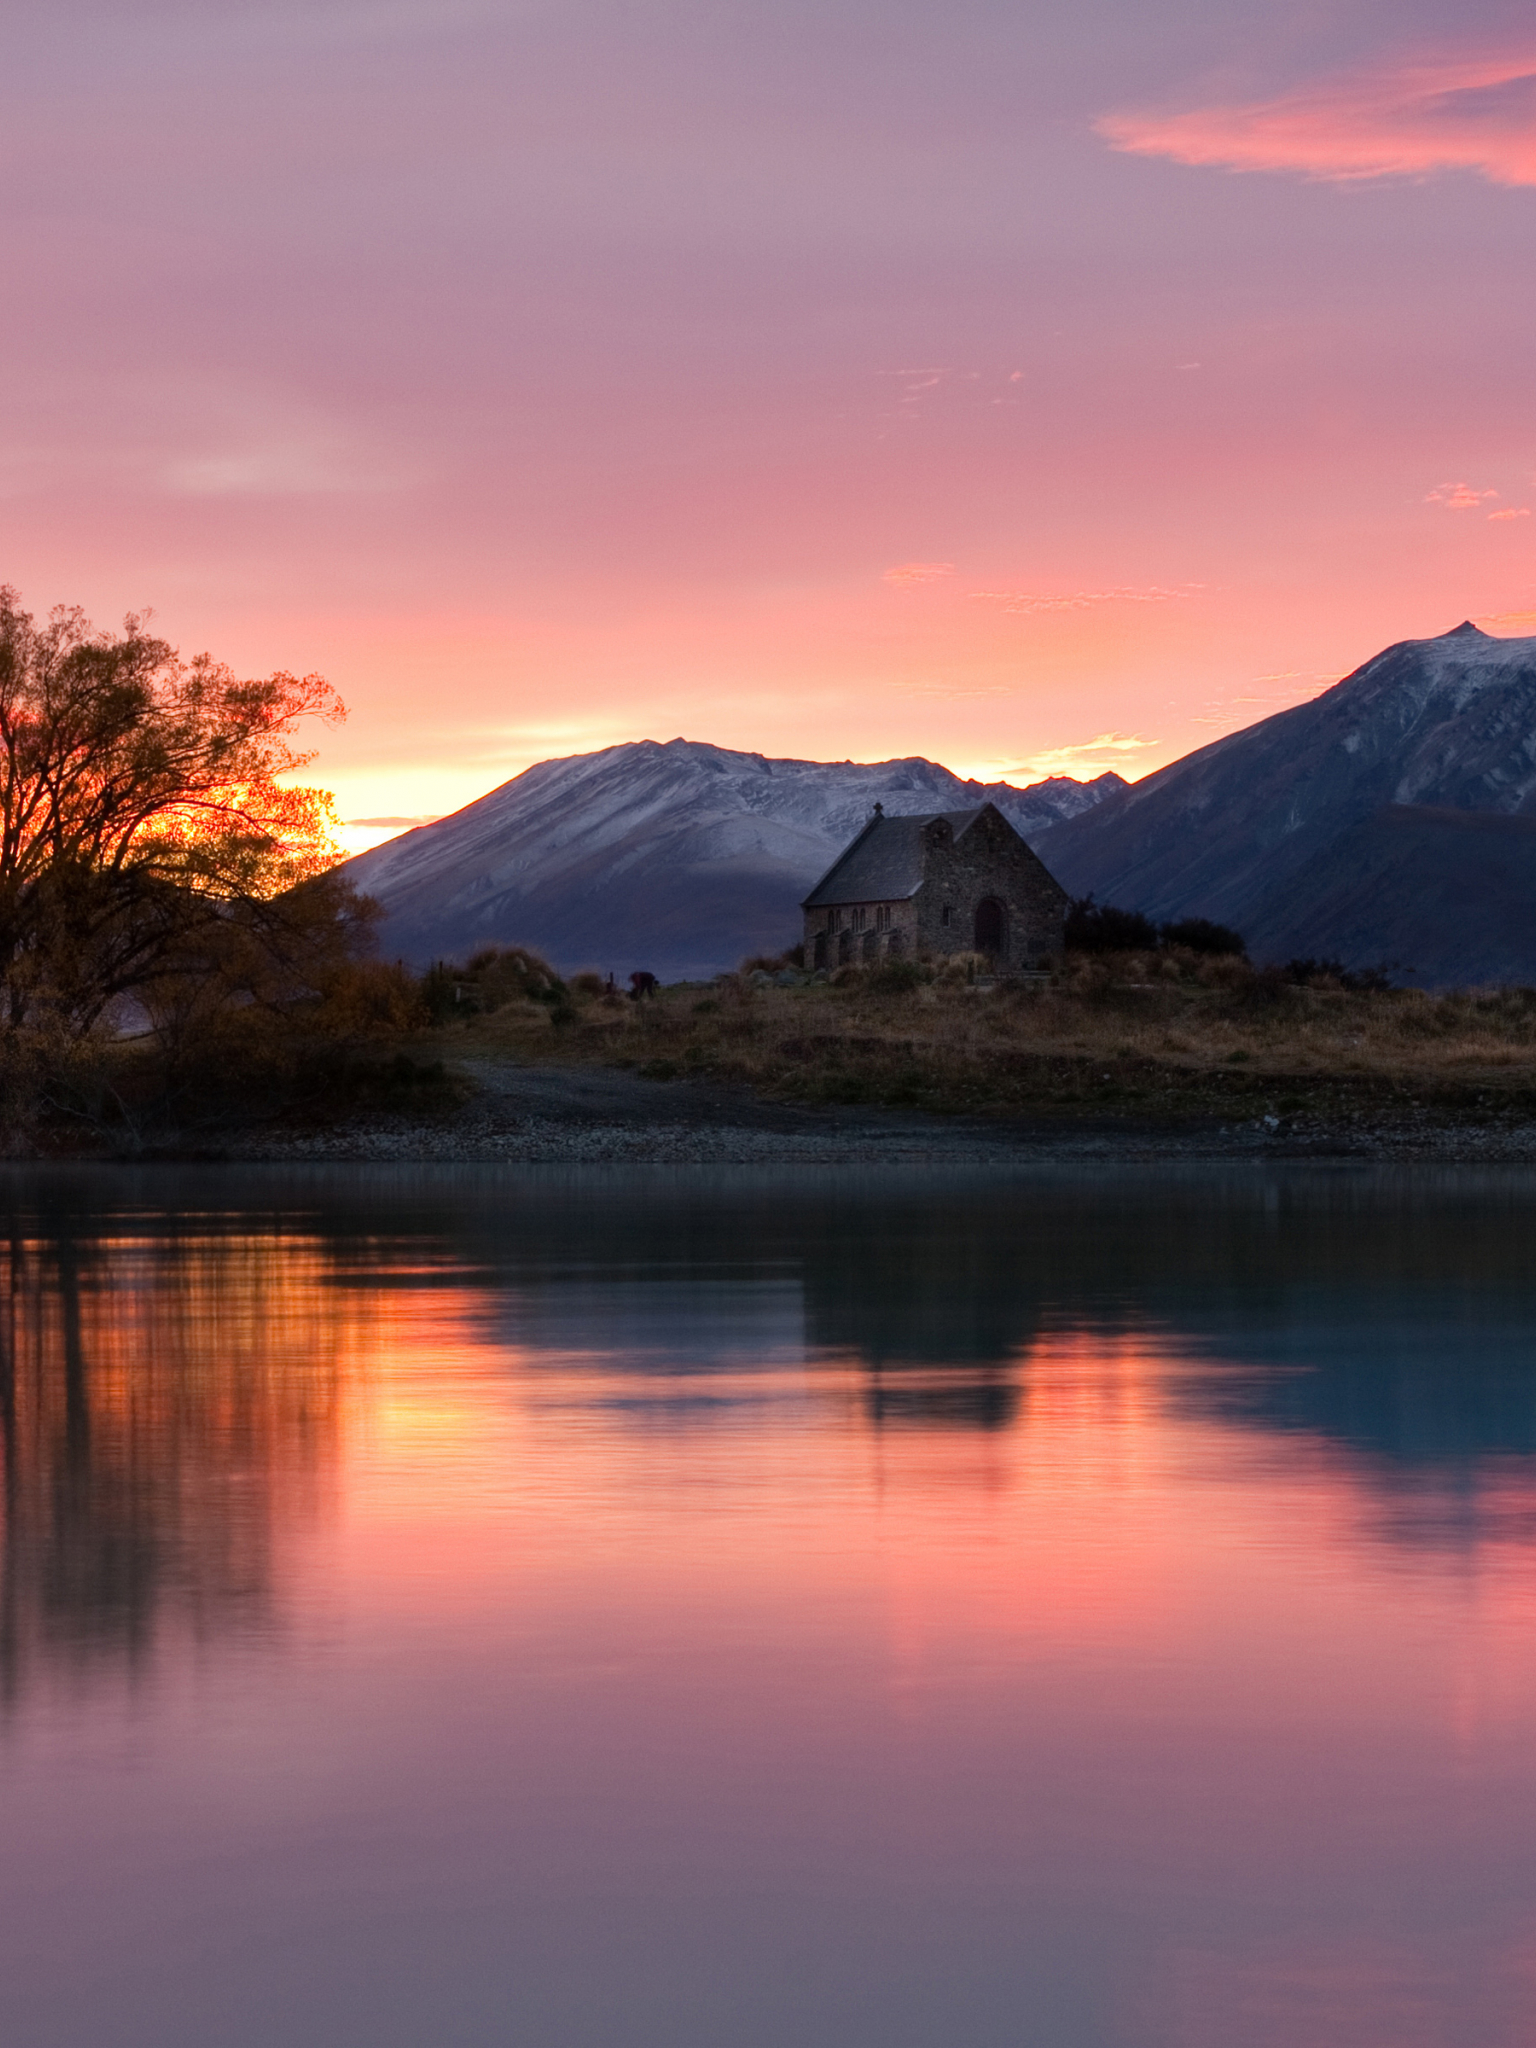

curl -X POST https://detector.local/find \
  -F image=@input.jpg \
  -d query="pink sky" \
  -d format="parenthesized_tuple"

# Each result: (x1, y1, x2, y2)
(4, 0, 1535, 852)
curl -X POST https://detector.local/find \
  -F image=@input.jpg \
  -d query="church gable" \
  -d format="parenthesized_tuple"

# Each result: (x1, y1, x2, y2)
(802, 806, 982, 909)
(801, 802, 1069, 970)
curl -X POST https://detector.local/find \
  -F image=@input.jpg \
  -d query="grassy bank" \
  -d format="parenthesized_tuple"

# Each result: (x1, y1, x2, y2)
(424, 950, 1536, 1129)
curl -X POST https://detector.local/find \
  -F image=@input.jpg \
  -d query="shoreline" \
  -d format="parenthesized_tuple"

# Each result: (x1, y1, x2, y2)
(75, 1059, 1536, 1167)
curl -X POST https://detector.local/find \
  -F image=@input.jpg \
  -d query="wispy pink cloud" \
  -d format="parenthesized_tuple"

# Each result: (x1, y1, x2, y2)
(897, 679, 1012, 699)
(1099, 51, 1536, 187)
(883, 561, 955, 586)
(1489, 505, 1531, 520)
(968, 584, 1191, 615)
(1426, 481, 1500, 509)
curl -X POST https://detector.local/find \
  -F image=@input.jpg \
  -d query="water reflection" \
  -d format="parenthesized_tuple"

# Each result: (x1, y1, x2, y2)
(0, 1167, 1533, 1612)
(0, 1205, 370, 1705)
(317, 1164, 1536, 1516)
(864, 1362, 1020, 1429)
(0, 1164, 1530, 1699)
(2, 1166, 1536, 2048)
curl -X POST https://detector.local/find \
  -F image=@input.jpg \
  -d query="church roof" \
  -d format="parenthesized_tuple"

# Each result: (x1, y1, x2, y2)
(801, 807, 987, 907)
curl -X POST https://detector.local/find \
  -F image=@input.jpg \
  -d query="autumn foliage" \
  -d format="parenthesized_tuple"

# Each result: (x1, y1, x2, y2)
(0, 587, 411, 1135)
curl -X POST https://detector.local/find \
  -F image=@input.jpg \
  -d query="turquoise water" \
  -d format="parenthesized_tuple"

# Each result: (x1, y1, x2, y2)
(3, 1164, 1536, 2047)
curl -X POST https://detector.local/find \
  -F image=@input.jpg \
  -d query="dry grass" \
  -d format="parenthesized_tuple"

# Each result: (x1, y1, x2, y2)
(422, 950, 1536, 1126)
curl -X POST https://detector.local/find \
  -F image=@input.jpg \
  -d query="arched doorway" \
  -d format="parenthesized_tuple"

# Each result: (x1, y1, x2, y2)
(974, 897, 1005, 957)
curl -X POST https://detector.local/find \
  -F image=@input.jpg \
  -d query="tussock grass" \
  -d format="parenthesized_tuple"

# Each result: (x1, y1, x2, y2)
(429, 950, 1536, 1125)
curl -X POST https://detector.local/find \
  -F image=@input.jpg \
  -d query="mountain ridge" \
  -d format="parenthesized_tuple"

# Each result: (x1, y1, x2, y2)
(1034, 622, 1536, 980)
(345, 737, 1125, 979)
(345, 624, 1536, 987)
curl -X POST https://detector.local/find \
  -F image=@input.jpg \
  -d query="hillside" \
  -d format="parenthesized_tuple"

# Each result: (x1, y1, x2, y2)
(1037, 622, 1536, 979)
(1260, 806, 1536, 986)
(344, 738, 1123, 980)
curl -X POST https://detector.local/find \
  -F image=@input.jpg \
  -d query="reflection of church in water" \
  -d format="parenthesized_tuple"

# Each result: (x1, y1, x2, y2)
(798, 1212, 1037, 1432)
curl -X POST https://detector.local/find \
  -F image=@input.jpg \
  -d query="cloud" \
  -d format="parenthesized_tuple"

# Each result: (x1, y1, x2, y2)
(1480, 610, 1536, 627)
(880, 368, 956, 415)
(1010, 732, 1162, 776)
(897, 679, 1012, 699)
(1426, 481, 1499, 509)
(1099, 50, 1536, 188)
(1489, 506, 1532, 520)
(883, 561, 955, 586)
(158, 400, 406, 498)
(1190, 672, 1338, 723)
(345, 813, 442, 827)
(889, 369, 949, 395)
(968, 584, 1191, 614)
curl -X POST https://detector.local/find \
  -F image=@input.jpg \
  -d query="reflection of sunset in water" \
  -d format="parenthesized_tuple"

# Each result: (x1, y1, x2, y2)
(5, 1166, 1536, 2048)
(0, 1229, 383, 1703)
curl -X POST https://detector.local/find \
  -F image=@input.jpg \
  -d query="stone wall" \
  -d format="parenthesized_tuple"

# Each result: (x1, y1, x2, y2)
(805, 898, 922, 969)
(801, 810, 1068, 970)
(910, 811, 1068, 968)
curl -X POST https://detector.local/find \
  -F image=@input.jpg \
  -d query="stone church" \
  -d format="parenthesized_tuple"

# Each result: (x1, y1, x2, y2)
(801, 802, 1070, 971)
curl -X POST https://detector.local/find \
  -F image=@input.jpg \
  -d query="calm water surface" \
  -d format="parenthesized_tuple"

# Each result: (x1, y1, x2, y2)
(4, 1163, 1536, 2047)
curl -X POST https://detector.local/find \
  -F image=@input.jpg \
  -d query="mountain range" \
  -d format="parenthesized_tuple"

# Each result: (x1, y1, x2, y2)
(1034, 622, 1536, 985)
(345, 621, 1536, 987)
(345, 740, 1124, 981)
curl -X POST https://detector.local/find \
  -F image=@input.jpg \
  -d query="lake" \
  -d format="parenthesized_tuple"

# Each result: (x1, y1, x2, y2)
(3, 1162, 1536, 2047)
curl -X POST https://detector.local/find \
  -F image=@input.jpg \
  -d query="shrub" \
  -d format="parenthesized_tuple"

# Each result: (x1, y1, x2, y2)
(934, 950, 990, 983)
(422, 946, 567, 1020)
(1064, 897, 1159, 953)
(865, 957, 931, 994)
(1160, 917, 1247, 958)
(310, 960, 428, 1038)
(1282, 957, 1399, 993)
(740, 948, 803, 974)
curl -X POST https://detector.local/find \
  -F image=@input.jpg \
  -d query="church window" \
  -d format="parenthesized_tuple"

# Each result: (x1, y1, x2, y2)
(940, 904, 952, 927)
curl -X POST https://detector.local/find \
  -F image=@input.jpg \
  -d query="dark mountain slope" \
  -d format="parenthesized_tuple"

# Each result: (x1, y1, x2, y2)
(1036, 622, 1536, 973)
(1261, 806, 1536, 987)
